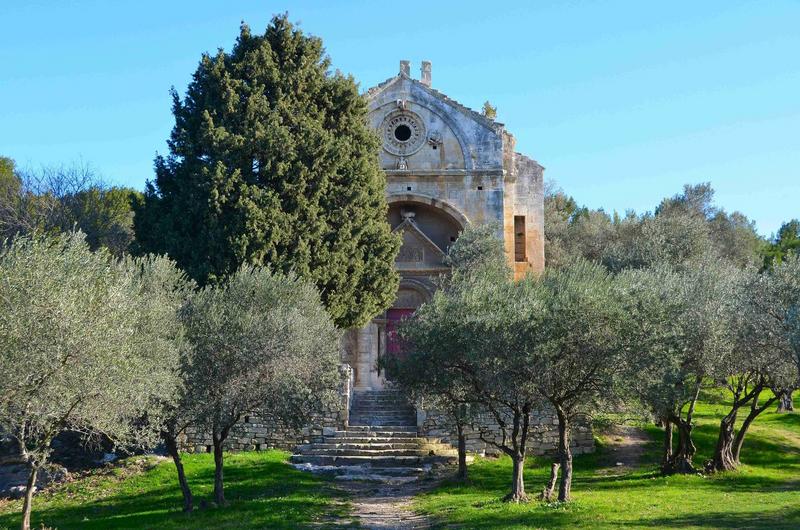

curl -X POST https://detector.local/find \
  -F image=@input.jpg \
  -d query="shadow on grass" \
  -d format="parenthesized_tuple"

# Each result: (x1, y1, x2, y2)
(417, 409, 800, 530)
(426, 505, 800, 530)
(643, 506, 800, 529)
(0, 452, 349, 530)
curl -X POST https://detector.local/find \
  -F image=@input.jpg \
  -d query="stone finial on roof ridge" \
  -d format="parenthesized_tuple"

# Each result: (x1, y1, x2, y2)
(420, 61, 431, 87)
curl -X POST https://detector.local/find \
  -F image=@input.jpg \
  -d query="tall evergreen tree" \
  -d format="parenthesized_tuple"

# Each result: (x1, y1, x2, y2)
(135, 15, 400, 328)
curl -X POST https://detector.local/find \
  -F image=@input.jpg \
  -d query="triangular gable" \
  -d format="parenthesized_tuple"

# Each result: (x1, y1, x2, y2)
(392, 218, 448, 271)
(366, 74, 502, 133)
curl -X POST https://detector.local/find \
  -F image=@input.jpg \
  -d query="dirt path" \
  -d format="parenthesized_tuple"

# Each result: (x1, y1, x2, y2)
(332, 477, 441, 530)
(595, 425, 651, 475)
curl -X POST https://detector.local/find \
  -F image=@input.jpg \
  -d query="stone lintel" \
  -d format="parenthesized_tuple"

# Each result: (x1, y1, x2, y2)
(385, 169, 504, 178)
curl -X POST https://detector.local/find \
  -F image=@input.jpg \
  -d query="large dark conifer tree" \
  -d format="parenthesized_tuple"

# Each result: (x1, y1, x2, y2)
(136, 15, 399, 328)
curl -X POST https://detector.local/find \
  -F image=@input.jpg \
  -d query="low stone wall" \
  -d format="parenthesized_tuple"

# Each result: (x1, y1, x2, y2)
(179, 364, 353, 453)
(417, 407, 594, 457)
(179, 363, 594, 457)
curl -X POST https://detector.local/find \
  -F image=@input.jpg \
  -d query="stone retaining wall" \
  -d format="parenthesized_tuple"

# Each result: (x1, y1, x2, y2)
(178, 364, 353, 453)
(417, 407, 594, 457)
(179, 364, 594, 457)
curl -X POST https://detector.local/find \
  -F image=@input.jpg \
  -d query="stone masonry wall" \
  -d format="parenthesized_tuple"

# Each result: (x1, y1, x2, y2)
(418, 406, 594, 457)
(179, 364, 594, 457)
(178, 365, 353, 453)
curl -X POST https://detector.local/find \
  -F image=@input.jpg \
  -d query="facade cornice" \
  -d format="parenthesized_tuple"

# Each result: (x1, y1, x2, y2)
(385, 169, 504, 178)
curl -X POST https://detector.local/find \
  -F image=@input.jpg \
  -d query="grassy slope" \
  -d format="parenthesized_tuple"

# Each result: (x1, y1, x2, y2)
(0, 450, 349, 530)
(414, 394, 800, 529)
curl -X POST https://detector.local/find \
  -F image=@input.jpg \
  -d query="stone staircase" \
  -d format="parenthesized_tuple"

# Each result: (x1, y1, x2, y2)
(291, 389, 459, 483)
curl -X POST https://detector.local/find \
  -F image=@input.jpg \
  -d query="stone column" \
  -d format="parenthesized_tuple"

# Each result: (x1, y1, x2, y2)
(354, 323, 380, 390)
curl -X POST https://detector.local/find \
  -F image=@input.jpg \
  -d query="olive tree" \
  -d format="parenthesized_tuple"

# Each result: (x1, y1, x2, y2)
(521, 260, 628, 502)
(619, 260, 738, 474)
(181, 266, 341, 506)
(706, 255, 800, 471)
(0, 233, 187, 530)
(397, 223, 545, 501)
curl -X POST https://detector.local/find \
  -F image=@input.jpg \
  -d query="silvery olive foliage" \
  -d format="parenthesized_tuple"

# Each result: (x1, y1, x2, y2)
(0, 232, 190, 528)
(401, 224, 631, 502)
(517, 259, 629, 502)
(616, 259, 741, 473)
(180, 265, 341, 504)
(399, 223, 542, 501)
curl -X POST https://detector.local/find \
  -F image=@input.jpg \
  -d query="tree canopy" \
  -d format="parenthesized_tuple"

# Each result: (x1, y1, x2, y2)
(181, 265, 341, 505)
(135, 15, 400, 328)
(0, 232, 189, 529)
(0, 158, 141, 256)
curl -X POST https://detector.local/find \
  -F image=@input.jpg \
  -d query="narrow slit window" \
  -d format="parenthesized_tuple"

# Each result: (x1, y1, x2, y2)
(514, 216, 526, 262)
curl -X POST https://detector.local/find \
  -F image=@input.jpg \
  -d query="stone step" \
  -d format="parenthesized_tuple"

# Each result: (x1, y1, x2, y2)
(349, 405, 415, 412)
(349, 410, 415, 417)
(350, 404, 412, 410)
(350, 396, 411, 407)
(304, 442, 428, 450)
(342, 425, 417, 433)
(350, 421, 416, 428)
(329, 430, 421, 437)
(349, 408, 415, 414)
(291, 454, 455, 467)
(334, 473, 421, 485)
(348, 418, 416, 425)
(300, 448, 439, 457)
(291, 462, 426, 477)
(324, 436, 433, 444)
(351, 397, 410, 403)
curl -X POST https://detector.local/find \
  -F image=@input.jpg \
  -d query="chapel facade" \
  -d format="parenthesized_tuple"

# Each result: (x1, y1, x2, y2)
(344, 60, 546, 391)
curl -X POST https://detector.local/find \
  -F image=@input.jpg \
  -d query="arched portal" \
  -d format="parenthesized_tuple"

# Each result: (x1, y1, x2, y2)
(351, 195, 469, 391)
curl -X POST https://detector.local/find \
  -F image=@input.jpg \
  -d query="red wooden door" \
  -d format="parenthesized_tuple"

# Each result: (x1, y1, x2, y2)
(386, 308, 415, 356)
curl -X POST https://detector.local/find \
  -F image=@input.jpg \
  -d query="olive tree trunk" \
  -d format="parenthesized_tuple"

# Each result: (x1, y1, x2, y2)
(539, 462, 560, 502)
(506, 454, 527, 502)
(456, 421, 468, 481)
(731, 399, 771, 463)
(212, 433, 226, 506)
(663, 416, 697, 474)
(777, 390, 794, 413)
(555, 408, 573, 502)
(710, 408, 739, 472)
(163, 431, 193, 512)
(500, 406, 531, 503)
(20, 466, 38, 530)
(663, 382, 701, 475)
(708, 387, 777, 473)
(661, 419, 673, 467)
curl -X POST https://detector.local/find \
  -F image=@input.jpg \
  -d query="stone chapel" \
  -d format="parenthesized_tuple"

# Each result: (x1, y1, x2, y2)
(343, 60, 546, 391)
(182, 62, 596, 460)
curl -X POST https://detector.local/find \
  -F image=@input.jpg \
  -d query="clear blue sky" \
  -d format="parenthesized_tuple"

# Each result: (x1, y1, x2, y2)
(2, 1, 798, 236)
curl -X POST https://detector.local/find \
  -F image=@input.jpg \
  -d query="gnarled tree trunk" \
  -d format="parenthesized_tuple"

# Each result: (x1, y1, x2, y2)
(732, 394, 777, 464)
(708, 386, 778, 473)
(663, 416, 697, 474)
(710, 408, 738, 472)
(777, 390, 794, 413)
(556, 408, 573, 502)
(20, 465, 38, 530)
(663, 382, 701, 475)
(163, 431, 193, 512)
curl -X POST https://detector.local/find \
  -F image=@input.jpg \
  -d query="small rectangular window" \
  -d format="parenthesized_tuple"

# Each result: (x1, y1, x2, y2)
(514, 216, 526, 262)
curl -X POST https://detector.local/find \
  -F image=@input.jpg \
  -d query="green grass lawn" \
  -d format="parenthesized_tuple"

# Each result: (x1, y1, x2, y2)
(414, 394, 800, 529)
(0, 450, 349, 530)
